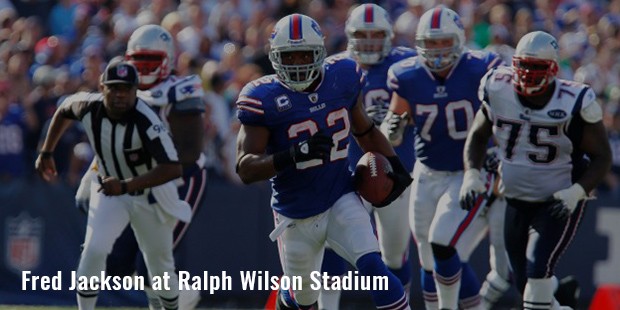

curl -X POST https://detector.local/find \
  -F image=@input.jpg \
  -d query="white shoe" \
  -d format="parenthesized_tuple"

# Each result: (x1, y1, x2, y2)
(179, 289, 201, 310)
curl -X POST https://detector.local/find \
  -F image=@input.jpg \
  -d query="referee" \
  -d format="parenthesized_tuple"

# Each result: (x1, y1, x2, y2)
(36, 60, 186, 310)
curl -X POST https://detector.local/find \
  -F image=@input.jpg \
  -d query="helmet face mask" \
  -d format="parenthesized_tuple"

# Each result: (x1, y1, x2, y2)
(126, 25, 175, 90)
(269, 14, 326, 92)
(346, 4, 393, 65)
(512, 31, 560, 96)
(416, 6, 465, 72)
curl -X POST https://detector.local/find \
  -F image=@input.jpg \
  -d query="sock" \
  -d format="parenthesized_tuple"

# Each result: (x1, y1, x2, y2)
(356, 253, 409, 309)
(434, 252, 462, 310)
(459, 263, 482, 309)
(160, 295, 179, 310)
(145, 286, 163, 310)
(77, 291, 98, 310)
(178, 289, 201, 310)
(280, 288, 298, 308)
(524, 277, 560, 310)
(388, 261, 412, 302)
(480, 270, 511, 310)
(319, 249, 345, 310)
(422, 269, 439, 310)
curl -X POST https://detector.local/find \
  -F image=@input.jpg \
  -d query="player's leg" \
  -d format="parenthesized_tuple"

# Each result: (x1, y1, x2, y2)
(523, 201, 585, 310)
(317, 247, 346, 310)
(480, 198, 512, 309)
(274, 212, 326, 308)
(133, 165, 208, 310)
(327, 192, 410, 310)
(131, 197, 180, 310)
(374, 185, 413, 297)
(409, 162, 440, 310)
(173, 165, 208, 310)
(77, 190, 132, 310)
(429, 173, 485, 310)
(503, 200, 530, 295)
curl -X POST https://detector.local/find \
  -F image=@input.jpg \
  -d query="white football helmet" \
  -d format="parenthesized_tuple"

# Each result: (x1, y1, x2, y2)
(513, 31, 559, 96)
(416, 6, 465, 72)
(345, 4, 393, 65)
(269, 14, 326, 92)
(126, 24, 175, 89)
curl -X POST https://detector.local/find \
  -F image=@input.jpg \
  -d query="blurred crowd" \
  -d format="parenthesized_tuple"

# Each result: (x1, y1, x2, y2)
(0, 0, 619, 194)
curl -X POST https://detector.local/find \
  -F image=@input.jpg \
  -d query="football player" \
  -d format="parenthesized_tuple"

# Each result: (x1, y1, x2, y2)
(461, 31, 611, 310)
(382, 6, 503, 310)
(235, 14, 412, 310)
(318, 4, 417, 309)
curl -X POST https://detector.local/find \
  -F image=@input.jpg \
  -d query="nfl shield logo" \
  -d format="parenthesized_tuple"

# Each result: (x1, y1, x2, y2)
(5, 212, 43, 272)
(117, 65, 128, 77)
(308, 93, 319, 103)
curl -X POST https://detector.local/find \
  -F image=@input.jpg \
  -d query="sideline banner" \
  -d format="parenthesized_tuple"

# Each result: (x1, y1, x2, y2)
(1, 178, 619, 307)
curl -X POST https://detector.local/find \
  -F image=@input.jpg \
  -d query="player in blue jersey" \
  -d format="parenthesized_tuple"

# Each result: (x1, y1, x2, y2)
(75, 25, 207, 310)
(317, 4, 417, 309)
(382, 6, 503, 310)
(235, 14, 412, 310)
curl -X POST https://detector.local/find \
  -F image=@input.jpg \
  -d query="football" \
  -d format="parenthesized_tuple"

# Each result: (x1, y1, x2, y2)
(354, 152, 394, 205)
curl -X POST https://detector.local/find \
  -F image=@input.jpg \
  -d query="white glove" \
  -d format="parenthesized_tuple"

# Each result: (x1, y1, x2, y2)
(550, 183, 587, 220)
(380, 111, 408, 146)
(459, 169, 486, 210)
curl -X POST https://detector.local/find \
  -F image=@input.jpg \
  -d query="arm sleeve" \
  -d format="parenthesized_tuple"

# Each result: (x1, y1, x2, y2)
(236, 83, 267, 126)
(170, 75, 206, 114)
(57, 92, 98, 120)
(579, 88, 603, 123)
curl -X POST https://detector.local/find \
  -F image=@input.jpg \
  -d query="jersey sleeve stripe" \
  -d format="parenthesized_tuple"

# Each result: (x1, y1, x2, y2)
(571, 87, 589, 116)
(487, 57, 502, 70)
(238, 96, 263, 106)
(238, 105, 265, 115)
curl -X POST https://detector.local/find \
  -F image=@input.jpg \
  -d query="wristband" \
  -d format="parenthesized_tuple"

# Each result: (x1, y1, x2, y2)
(387, 156, 406, 174)
(40, 151, 53, 159)
(273, 149, 295, 171)
(353, 123, 375, 137)
(120, 181, 128, 195)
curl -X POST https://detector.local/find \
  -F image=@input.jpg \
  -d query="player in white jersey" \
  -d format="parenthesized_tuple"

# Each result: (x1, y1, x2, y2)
(383, 6, 505, 310)
(76, 25, 206, 310)
(461, 31, 611, 310)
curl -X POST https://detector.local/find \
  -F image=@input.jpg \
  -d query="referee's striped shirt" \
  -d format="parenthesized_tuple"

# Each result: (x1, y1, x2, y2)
(58, 92, 178, 181)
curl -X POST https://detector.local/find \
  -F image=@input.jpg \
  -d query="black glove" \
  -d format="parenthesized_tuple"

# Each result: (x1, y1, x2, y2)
(273, 131, 334, 171)
(374, 156, 413, 208)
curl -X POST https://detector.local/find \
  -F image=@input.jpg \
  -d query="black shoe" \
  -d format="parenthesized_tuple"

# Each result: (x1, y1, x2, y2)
(555, 276, 580, 308)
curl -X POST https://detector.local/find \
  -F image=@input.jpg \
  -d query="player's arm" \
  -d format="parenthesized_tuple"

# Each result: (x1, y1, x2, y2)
(168, 110, 204, 167)
(351, 95, 396, 157)
(380, 92, 412, 146)
(460, 106, 494, 210)
(351, 95, 412, 207)
(575, 118, 612, 193)
(550, 98, 612, 220)
(464, 107, 493, 171)
(35, 96, 86, 181)
(235, 124, 276, 184)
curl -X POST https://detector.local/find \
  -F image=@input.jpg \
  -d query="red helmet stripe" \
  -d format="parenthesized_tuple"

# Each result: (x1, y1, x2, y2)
(431, 7, 442, 29)
(364, 4, 374, 23)
(289, 14, 302, 40)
